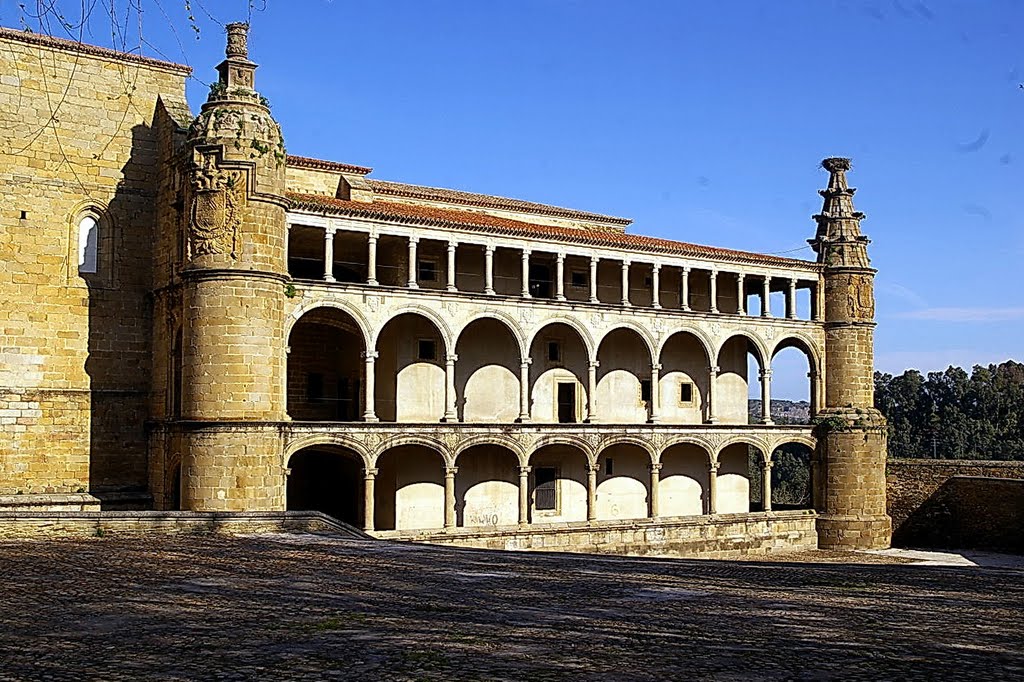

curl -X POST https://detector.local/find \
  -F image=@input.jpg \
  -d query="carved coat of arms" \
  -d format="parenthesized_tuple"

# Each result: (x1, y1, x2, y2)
(189, 154, 246, 260)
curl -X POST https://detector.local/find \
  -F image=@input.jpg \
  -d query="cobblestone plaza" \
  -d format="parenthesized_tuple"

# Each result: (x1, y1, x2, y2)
(1, 534, 1021, 680)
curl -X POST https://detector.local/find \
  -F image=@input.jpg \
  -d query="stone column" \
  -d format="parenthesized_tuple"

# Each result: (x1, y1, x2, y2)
(518, 359, 531, 422)
(586, 360, 599, 422)
(787, 278, 798, 319)
(589, 256, 599, 303)
(521, 249, 531, 298)
(446, 241, 457, 292)
(555, 253, 566, 301)
(681, 266, 691, 311)
(649, 363, 662, 423)
(407, 236, 419, 289)
(651, 264, 661, 309)
(737, 273, 746, 315)
(814, 277, 824, 321)
(709, 269, 719, 313)
(620, 261, 631, 306)
(708, 461, 720, 514)
(484, 245, 495, 295)
(443, 353, 458, 422)
(362, 350, 379, 422)
(518, 465, 531, 525)
(323, 229, 336, 282)
(444, 466, 458, 528)
(759, 368, 774, 425)
(367, 234, 378, 286)
(808, 370, 819, 417)
(648, 462, 662, 518)
(706, 365, 719, 424)
(586, 463, 598, 521)
(761, 275, 771, 317)
(363, 467, 378, 532)
(762, 459, 774, 512)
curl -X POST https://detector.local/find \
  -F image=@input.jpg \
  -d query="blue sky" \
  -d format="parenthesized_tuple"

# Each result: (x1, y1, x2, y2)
(4, 1, 1021, 399)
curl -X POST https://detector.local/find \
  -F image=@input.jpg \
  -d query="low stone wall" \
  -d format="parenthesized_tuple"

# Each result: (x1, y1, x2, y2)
(887, 459, 1024, 552)
(377, 511, 819, 559)
(0, 493, 101, 512)
(0, 511, 367, 540)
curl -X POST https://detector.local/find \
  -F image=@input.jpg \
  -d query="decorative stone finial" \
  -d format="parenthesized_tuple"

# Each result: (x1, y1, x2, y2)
(225, 22, 249, 59)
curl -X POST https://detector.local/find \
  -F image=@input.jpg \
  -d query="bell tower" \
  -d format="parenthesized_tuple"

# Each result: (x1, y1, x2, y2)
(178, 22, 289, 511)
(809, 158, 892, 550)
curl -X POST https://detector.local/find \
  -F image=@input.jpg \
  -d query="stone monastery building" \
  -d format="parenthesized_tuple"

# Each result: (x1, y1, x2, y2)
(0, 24, 891, 552)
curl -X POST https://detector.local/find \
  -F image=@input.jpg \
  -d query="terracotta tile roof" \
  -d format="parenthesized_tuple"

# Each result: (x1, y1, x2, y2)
(286, 155, 373, 176)
(368, 179, 632, 227)
(286, 192, 819, 270)
(0, 26, 191, 74)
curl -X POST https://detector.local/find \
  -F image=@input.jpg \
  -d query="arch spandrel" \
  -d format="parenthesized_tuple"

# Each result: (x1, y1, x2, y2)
(283, 434, 373, 470)
(455, 312, 527, 360)
(372, 304, 455, 356)
(524, 315, 596, 360)
(285, 298, 372, 350)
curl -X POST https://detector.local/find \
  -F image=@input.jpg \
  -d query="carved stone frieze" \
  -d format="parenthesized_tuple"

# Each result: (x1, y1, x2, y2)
(188, 152, 245, 260)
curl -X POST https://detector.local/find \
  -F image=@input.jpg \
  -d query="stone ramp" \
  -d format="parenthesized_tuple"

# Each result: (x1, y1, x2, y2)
(0, 510, 369, 540)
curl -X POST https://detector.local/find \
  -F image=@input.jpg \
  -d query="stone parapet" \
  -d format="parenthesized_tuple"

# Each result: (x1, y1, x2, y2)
(379, 510, 818, 559)
(0, 510, 366, 540)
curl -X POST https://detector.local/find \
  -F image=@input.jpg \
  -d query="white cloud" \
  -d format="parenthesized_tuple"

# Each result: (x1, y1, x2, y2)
(893, 307, 1024, 322)
(876, 282, 928, 308)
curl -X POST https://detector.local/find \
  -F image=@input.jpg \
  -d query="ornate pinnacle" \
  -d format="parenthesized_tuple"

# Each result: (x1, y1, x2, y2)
(809, 156, 870, 268)
(225, 22, 249, 59)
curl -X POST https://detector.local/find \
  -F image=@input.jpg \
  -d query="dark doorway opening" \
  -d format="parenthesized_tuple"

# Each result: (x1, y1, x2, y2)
(557, 382, 577, 423)
(287, 447, 363, 525)
(530, 263, 552, 298)
(535, 466, 557, 510)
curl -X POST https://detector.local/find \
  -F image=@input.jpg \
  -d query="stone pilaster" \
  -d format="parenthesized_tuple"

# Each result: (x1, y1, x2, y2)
(809, 157, 892, 549)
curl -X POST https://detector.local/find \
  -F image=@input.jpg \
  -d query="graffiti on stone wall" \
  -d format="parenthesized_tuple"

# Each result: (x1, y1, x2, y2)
(189, 153, 246, 260)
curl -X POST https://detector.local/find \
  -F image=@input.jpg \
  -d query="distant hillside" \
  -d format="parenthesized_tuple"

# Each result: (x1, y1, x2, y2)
(748, 399, 811, 425)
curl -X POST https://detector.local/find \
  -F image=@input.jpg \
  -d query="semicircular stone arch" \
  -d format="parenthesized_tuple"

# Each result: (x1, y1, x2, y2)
(284, 434, 372, 471)
(286, 299, 372, 350)
(372, 304, 455, 357)
(452, 435, 528, 467)
(371, 434, 451, 468)
(455, 311, 527, 360)
(524, 315, 596, 360)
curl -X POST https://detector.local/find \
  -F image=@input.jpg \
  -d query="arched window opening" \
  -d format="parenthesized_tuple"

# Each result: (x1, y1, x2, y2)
(770, 340, 816, 423)
(78, 214, 99, 274)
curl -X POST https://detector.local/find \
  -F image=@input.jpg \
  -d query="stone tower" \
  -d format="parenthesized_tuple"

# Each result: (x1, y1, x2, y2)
(179, 23, 288, 510)
(809, 158, 892, 549)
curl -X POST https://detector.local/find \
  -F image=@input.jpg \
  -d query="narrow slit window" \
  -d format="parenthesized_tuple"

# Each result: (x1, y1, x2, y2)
(78, 215, 98, 274)
(604, 458, 614, 476)
(547, 340, 561, 363)
(640, 379, 652, 403)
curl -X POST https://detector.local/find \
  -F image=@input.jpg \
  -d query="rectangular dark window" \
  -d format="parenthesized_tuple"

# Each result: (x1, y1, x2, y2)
(418, 259, 437, 282)
(529, 263, 552, 298)
(535, 467, 557, 511)
(640, 379, 652, 403)
(557, 382, 576, 423)
(680, 382, 694, 403)
(604, 458, 613, 476)
(570, 270, 587, 288)
(547, 340, 561, 363)
(307, 373, 324, 403)
(418, 339, 437, 361)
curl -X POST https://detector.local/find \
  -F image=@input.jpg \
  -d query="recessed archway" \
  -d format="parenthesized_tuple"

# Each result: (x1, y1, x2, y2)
(717, 443, 752, 514)
(374, 444, 446, 531)
(455, 317, 522, 423)
(528, 444, 589, 523)
(375, 312, 446, 422)
(528, 322, 590, 423)
(286, 445, 364, 526)
(717, 334, 764, 425)
(658, 331, 712, 424)
(287, 307, 366, 421)
(595, 443, 651, 521)
(596, 327, 653, 423)
(771, 337, 818, 422)
(659, 443, 710, 517)
(454, 444, 519, 527)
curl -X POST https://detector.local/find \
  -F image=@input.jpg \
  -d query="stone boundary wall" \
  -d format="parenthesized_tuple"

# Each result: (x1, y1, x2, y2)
(377, 511, 818, 559)
(0, 511, 367, 540)
(887, 459, 1024, 552)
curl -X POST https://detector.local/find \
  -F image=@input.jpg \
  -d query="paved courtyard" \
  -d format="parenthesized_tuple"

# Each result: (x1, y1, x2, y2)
(1, 534, 1022, 681)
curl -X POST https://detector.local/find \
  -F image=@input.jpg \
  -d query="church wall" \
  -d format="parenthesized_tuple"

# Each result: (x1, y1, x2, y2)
(0, 31, 188, 496)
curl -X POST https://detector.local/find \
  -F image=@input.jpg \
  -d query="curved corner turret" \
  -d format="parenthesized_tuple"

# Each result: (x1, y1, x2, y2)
(810, 157, 892, 550)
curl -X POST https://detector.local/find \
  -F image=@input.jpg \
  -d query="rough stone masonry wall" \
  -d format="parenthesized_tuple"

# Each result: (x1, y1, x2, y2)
(887, 459, 1024, 552)
(0, 30, 188, 497)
